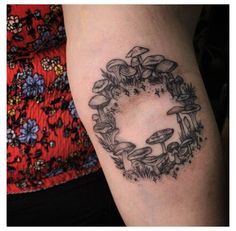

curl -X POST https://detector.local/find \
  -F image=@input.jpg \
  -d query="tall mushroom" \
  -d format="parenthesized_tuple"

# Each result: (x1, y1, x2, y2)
(126, 46, 149, 77)
(181, 104, 201, 130)
(113, 142, 136, 171)
(167, 106, 186, 137)
(88, 95, 110, 121)
(106, 59, 128, 83)
(146, 128, 174, 154)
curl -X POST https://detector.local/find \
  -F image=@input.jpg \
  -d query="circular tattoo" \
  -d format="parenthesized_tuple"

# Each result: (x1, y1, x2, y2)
(89, 46, 206, 182)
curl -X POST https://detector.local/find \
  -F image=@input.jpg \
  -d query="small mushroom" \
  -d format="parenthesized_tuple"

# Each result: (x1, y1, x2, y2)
(128, 147, 152, 161)
(142, 55, 165, 69)
(178, 146, 189, 162)
(93, 122, 114, 143)
(180, 138, 193, 156)
(128, 147, 152, 172)
(126, 46, 149, 77)
(146, 128, 174, 154)
(167, 142, 181, 164)
(106, 59, 128, 83)
(89, 95, 110, 121)
(131, 57, 142, 77)
(174, 75, 184, 95)
(120, 66, 137, 85)
(126, 46, 149, 60)
(155, 59, 178, 73)
(113, 142, 136, 170)
(92, 79, 110, 98)
(141, 69, 152, 80)
(181, 104, 201, 130)
(141, 154, 168, 175)
(93, 122, 113, 134)
(167, 106, 186, 137)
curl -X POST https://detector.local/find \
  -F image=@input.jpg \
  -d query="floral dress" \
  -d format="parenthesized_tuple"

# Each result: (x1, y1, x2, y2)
(7, 5, 101, 194)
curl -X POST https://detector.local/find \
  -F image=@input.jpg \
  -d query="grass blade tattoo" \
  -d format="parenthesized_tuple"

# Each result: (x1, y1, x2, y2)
(88, 46, 206, 182)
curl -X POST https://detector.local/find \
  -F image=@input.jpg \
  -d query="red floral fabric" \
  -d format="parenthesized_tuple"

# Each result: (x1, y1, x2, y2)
(7, 5, 101, 194)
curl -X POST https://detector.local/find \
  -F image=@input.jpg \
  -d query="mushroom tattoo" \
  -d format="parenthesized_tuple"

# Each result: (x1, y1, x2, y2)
(88, 46, 205, 182)
(167, 106, 186, 137)
(146, 128, 174, 154)
(89, 95, 110, 122)
(181, 104, 201, 130)
(113, 142, 136, 171)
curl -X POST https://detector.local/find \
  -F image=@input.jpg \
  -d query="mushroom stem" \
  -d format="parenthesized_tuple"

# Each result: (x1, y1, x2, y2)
(110, 129, 119, 144)
(176, 84, 182, 96)
(176, 113, 186, 137)
(114, 69, 122, 83)
(122, 152, 132, 170)
(137, 56, 143, 79)
(189, 112, 198, 130)
(98, 108, 106, 122)
(160, 142, 167, 153)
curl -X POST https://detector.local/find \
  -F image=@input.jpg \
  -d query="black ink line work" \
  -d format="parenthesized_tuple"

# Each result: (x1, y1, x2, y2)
(88, 46, 206, 182)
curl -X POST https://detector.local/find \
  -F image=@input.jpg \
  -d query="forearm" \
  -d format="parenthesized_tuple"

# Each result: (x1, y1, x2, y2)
(63, 5, 226, 225)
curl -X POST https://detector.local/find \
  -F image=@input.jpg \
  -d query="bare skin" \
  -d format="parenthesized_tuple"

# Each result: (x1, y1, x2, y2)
(63, 5, 227, 226)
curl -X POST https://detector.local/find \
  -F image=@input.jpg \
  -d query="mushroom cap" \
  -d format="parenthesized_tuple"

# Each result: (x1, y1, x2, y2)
(106, 59, 128, 72)
(182, 104, 201, 114)
(146, 128, 174, 145)
(142, 55, 165, 68)
(120, 66, 137, 77)
(131, 57, 140, 67)
(180, 138, 193, 147)
(88, 95, 110, 109)
(176, 94, 190, 102)
(93, 122, 113, 134)
(142, 69, 152, 79)
(92, 79, 109, 93)
(167, 106, 185, 115)
(175, 75, 184, 84)
(156, 59, 178, 73)
(141, 155, 159, 165)
(167, 142, 180, 152)
(128, 147, 152, 161)
(113, 142, 136, 156)
(126, 46, 149, 58)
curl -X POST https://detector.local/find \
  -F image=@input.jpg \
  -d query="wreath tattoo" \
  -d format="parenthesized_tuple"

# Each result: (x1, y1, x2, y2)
(88, 46, 206, 182)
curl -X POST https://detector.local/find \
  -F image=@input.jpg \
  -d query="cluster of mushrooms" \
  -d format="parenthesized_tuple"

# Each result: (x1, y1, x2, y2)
(89, 46, 205, 181)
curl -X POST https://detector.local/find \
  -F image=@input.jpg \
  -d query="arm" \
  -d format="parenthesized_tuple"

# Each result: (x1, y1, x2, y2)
(63, 5, 227, 225)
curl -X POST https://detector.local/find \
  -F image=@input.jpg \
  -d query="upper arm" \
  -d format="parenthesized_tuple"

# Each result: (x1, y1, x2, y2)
(63, 5, 227, 225)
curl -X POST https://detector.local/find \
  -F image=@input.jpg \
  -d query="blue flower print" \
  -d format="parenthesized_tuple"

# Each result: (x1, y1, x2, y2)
(68, 100, 79, 119)
(22, 73, 44, 97)
(18, 119, 39, 146)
